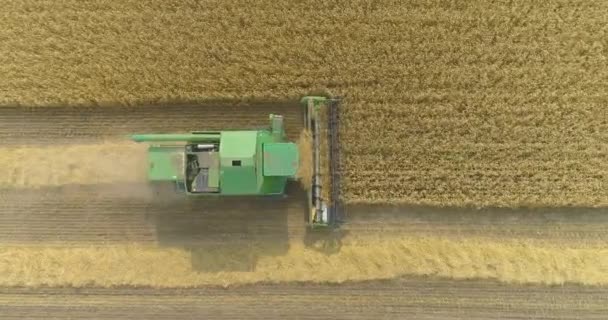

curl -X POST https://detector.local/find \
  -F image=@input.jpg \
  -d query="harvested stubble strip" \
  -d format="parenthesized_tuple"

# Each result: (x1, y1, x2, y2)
(1, 235, 607, 288)
(0, 141, 149, 188)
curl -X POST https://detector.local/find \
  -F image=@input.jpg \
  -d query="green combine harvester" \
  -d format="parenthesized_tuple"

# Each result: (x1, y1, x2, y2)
(130, 96, 341, 228)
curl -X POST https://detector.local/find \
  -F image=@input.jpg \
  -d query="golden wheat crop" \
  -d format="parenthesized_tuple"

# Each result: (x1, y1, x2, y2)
(0, 0, 606, 206)
(1, 235, 607, 288)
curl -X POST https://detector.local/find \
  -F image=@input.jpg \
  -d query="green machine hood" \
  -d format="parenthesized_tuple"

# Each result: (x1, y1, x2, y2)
(263, 142, 298, 177)
(130, 114, 299, 196)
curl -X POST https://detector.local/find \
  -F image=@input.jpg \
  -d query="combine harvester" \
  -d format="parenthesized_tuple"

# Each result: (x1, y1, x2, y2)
(130, 96, 342, 228)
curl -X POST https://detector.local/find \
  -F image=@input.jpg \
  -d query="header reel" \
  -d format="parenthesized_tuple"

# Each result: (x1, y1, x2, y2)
(301, 96, 342, 229)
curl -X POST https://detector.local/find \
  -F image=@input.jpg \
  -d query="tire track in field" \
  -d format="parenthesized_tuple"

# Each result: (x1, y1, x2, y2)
(0, 278, 606, 320)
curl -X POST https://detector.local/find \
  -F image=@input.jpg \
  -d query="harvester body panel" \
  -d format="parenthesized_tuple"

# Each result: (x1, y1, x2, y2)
(131, 115, 297, 196)
(218, 131, 258, 195)
(147, 145, 185, 181)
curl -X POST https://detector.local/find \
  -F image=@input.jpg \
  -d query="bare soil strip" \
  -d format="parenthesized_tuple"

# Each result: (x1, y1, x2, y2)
(0, 278, 607, 320)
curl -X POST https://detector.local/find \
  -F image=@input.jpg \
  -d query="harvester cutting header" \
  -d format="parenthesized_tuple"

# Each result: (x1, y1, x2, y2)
(130, 96, 341, 228)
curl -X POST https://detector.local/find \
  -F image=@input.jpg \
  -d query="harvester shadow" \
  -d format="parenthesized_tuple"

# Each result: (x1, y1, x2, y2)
(148, 181, 349, 272)
(149, 182, 306, 273)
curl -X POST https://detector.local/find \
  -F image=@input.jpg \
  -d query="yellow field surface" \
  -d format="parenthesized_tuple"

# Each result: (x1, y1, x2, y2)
(1, 235, 607, 288)
(1, 0, 607, 206)
(0, 141, 148, 188)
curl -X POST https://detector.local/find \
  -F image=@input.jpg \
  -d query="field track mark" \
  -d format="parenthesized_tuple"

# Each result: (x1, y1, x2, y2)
(0, 278, 607, 319)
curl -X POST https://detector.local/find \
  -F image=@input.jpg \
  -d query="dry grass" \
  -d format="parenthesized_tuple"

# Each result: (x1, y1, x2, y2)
(0, 141, 148, 188)
(0, 0, 607, 206)
(1, 235, 607, 288)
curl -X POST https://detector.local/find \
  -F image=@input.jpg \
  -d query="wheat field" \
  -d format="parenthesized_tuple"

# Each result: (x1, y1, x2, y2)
(1, 0, 606, 207)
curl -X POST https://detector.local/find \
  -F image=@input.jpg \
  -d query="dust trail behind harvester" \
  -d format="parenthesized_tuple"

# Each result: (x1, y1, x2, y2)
(0, 140, 149, 188)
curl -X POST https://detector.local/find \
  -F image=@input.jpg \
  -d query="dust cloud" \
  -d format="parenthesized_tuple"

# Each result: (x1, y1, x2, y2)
(0, 140, 149, 189)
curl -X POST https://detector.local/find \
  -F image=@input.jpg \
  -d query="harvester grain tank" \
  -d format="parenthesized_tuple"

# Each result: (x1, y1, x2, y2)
(130, 96, 342, 228)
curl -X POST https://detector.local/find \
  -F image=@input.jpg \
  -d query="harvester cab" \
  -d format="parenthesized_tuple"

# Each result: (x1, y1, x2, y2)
(130, 96, 341, 229)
